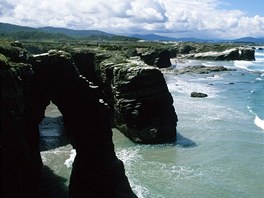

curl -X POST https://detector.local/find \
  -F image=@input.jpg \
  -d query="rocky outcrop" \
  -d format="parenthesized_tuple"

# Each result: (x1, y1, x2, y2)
(1, 48, 137, 197)
(180, 47, 255, 61)
(1, 56, 42, 197)
(1, 40, 180, 197)
(111, 64, 177, 144)
(173, 65, 232, 75)
(191, 92, 208, 98)
(136, 48, 172, 68)
(31, 51, 137, 197)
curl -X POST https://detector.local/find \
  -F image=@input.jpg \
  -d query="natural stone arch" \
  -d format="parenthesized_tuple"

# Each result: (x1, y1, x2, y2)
(30, 51, 137, 197)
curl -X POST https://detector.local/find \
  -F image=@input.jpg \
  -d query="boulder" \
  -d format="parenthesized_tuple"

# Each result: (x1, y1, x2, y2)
(191, 92, 208, 98)
(112, 65, 177, 144)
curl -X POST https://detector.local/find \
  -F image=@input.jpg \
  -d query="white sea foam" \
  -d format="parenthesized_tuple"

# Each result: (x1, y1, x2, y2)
(130, 183, 150, 198)
(206, 74, 222, 80)
(255, 52, 264, 57)
(64, 149, 76, 168)
(255, 58, 264, 62)
(234, 60, 254, 70)
(116, 147, 151, 198)
(167, 77, 219, 98)
(247, 106, 253, 114)
(202, 61, 217, 67)
(247, 106, 264, 131)
(254, 116, 264, 130)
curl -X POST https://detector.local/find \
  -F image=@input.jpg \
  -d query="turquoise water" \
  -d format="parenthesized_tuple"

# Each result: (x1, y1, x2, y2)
(40, 49, 264, 198)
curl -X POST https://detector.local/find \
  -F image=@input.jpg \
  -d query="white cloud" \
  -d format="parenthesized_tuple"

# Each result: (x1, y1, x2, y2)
(0, 0, 263, 38)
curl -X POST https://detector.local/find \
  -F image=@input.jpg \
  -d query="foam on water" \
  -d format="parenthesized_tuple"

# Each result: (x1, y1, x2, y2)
(247, 102, 264, 130)
(254, 116, 264, 130)
(234, 60, 254, 71)
(64, 149, 76, 168)
(166, 75, 219, 98)
(255, 51, 264, 57)
(233, 49, 264, 73)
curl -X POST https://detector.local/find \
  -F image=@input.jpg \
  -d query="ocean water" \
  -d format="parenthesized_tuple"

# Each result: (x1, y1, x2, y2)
(39, 48, 264, 198)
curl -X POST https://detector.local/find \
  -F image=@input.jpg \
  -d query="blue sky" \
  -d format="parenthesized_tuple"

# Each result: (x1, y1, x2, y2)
(0, 0, 263, 39)
(220, 0, 263, 16)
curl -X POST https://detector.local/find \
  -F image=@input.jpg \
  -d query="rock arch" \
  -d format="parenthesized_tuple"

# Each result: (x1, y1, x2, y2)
(29, 51, 137, 197)
(1, 50, 136, 197)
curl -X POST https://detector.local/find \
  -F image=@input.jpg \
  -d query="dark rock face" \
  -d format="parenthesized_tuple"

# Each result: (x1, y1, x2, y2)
(1, 42, 179, 197)
(31, 51, 137, 197)
(137, 49, 172, 68)
(181, 47, 255, 61)
(1, 58, 42, 197)
(1, 50, 137, 197)
(112, 66, 178, 144)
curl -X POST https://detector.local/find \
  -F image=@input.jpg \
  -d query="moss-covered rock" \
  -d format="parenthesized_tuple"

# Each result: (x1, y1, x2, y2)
(0, 53, 9, 69)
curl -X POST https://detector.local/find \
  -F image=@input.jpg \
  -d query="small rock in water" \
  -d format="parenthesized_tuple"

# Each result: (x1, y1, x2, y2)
(191, 92, 208, 98)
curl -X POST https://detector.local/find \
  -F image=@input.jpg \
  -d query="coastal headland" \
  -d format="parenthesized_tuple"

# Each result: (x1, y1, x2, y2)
(1, 38, 256, 197)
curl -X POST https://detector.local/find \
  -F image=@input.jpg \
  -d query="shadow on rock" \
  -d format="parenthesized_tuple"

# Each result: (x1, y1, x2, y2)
(38, 165, 69, 198)
(176, 132, 197, 148)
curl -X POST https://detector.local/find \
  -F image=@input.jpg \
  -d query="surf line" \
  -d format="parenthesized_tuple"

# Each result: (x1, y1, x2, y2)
(247, 106, 264, 131)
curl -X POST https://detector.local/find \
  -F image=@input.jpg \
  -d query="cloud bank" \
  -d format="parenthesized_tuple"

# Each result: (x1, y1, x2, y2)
(0, 0, 263, 39)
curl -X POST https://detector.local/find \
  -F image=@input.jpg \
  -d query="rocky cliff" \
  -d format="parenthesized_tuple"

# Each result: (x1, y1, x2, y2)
(111, 64, 177, 143)
(1, 42, 177, 197)
(1, 55, 42, 197)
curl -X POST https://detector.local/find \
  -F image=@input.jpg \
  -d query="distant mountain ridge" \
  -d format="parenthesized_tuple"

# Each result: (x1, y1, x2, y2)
(131, 33, 264, 44)
(131, 34, 209, 42)
(0, 22, 136, 41)
(0, 22, 39, 33)
(1, 22, 263, 43)
(39, 26, 114, 37)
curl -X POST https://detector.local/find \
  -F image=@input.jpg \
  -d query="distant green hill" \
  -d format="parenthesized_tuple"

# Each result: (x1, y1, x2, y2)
(232, 37, 264, 44)
(0, 22, 138, 41)
(132, 33, 264, 44)
(39, 26, 113, 37)
(0, 22, 36, 33)
(131, 34, 208, 42)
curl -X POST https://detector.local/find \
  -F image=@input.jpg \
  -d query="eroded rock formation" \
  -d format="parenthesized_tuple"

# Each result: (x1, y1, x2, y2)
(1, 43, 177, 197)
(111, 65, 177, 144)
(173, 65, 232, 75)
(1, 49, 138, 197)
(1, 56, 42, 197)
(136, 48, 172, 68)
